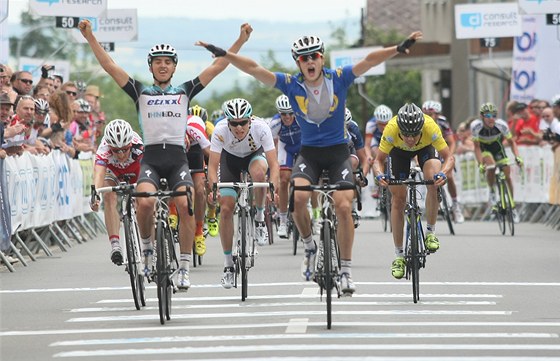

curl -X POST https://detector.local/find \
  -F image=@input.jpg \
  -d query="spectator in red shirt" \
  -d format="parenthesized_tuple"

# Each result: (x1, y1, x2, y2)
(512, 102, 540, 145)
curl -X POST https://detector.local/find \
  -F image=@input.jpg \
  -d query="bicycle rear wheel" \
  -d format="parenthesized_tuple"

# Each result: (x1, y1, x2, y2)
(439, 188, 455, 235)
(379, 188, 388, 232)
(290, 217, 299, 256)
(264, 204, 274, 245)
(155, 220, 169, 324)
(496, 183, 506, 235)
(123, 213, 144, 310)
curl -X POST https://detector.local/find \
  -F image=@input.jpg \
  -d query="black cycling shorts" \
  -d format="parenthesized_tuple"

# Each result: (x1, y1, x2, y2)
(138, 144, 194, 190)
(389, 145, 439, 180)
(292, 143, 354, 185)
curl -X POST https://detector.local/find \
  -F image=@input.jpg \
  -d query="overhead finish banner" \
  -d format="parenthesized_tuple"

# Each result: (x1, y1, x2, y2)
(29, 0, 107, 17)
(518, 0, 560, 14)
(455, 2, 523, 39)
(71, 9, 138, 43)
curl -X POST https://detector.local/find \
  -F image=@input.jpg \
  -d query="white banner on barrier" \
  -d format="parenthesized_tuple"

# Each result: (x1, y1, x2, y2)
(4, 151, 86, 234)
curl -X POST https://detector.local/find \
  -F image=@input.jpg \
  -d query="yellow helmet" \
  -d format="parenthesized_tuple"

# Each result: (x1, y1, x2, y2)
(188, 105, 208, 122)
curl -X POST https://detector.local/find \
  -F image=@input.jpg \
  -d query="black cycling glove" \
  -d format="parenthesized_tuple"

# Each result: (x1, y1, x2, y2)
(396, 38, 416, 54)
(203, 43, 227, 57)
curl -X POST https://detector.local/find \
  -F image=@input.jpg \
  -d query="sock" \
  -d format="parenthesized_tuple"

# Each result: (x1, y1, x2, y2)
(195, 221, 204, 236)
(426, 224, 435, 235)
(312, 207, 321, 220)
(223, 252, 234, 267)
(109, 235, 120, 247)
(395, 247, 404, 257)
(180, 253, 191, 270)
(302, 234, 315, 250)
(279, 212, 288, 224)
(255, 207, 264, 222)
(340, 259, 352, 275)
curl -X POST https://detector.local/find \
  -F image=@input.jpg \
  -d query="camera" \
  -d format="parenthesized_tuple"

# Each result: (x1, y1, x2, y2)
(542, 128, 560, 142)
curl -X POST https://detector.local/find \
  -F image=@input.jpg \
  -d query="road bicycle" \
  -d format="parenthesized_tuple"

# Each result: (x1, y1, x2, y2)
(189, 168, 208, 268)
(264, 198, 278, 245)
(92, 179, 145, 311)
(214, 171, 273, 301)
(376, 158, 392, 232)
(133, 178, 192, 324)
(486, 164, 516, 236)
(288, 210, 300, 255)
(290, 174, 358, 329)
(387, 168, 435, 304)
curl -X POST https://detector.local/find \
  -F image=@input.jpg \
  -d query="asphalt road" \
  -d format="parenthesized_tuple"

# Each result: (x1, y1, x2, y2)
(1, 216, 560, 360)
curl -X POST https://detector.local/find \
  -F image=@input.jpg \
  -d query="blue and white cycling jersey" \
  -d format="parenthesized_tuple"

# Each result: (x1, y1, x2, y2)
(365, 117, 383, 147)
(274, 65, 356, 147)
(122, 77, 204, 147)
(269, 113, 302, 154)
(346, 120, 364, 150)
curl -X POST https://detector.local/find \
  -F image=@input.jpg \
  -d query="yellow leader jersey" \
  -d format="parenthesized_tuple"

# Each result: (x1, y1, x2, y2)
(379, 114, 447, 154)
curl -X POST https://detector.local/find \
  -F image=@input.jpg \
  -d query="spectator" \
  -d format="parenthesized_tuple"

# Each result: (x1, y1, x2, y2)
(3, 95, 38, 156)
(512, 102, 540, 145)
(84, 85, 106, 141)
(11, 71, 34, 96)
(48, 90, 73, 128)
(455, 118, 475, 155)
(48, 122, 76, 157)
(61, 81, 78, 101)
(52, 73, 63, 91)
(539, 107, 559, 145)
(69, 98, 95, 153)
(0, 64, 10, 88)
(33, 84, 51, 101)
(36, 65, 56, 94)
(552, 97, 560, 120)
(0, 93, 15, 125)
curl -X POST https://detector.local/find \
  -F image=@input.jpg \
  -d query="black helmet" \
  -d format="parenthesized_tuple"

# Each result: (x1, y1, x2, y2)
(397, 103, 424, 136)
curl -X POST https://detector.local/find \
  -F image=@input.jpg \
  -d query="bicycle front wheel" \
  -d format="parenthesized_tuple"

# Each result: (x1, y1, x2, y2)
(123, 213, 143, 310)
(439, 189, 455, 235)
(155, 220, 169, 324)
(322, 218, 333, 329)
(496, 184, 506, 235)
(407, 209, 421, 303)
(240, 208, 249, 301)
(504, 185, 515, 236)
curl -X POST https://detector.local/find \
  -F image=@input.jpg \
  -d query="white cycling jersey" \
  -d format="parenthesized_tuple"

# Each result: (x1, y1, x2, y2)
(210, 117, 275, 157)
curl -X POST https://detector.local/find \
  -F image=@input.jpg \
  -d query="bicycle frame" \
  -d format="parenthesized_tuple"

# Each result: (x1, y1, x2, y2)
(214, 171, 272, 301)
(486, 164, 515, 236)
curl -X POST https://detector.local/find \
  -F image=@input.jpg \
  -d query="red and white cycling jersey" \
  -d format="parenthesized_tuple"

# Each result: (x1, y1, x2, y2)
(187, 115, 210, 149)
(95, 131, 144, 181)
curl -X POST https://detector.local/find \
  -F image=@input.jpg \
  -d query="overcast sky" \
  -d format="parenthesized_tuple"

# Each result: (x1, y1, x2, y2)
(8, 0, 365, 23)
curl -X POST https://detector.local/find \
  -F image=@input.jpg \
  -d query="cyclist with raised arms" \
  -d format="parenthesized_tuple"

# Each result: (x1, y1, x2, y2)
(79, 19, 253, 291)
(470, 102, 523, 223)
(197, 30, 422, 294)
(373, 103, 454, 280)
(206, 98, 279, 289)
(90, 119, 144, 265)
(367, 105, 393, 198)
(269, 95, 301, 238)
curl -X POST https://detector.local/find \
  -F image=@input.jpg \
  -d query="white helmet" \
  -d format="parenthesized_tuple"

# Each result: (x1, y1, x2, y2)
(422, 100, 442, 114)
(275, 95, 292, 113)
(34, 98, 50, 115)
(223, 98, 253, 119)
(291, 35, 324, 60)
(104, 119, 134, 148)
(344, 108, 353, 124)
(147, 43, 178, 65)
(374, 104, 393, 124)
(75, 98, 91, 113)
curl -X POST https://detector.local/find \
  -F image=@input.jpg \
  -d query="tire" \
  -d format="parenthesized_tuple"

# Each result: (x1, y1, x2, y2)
(504, 185, 515, 236)
(291, 218, 299, 256)
(497, 183, 506, 236)
(439, 189, 455, 235)
(165, 227, 175, 321)
(379, 188, 388, 233)
(155, 220, 168, 325)
(322, 218, 333, 330)
(408, 208, 420, 304)
(123, 212, 142, 310)
(265, 205, 274, 245)
(240, 208, 248, 302)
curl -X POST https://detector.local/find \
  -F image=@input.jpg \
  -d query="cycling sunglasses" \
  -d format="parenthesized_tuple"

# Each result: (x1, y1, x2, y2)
(297, 52, 322, 62)
(111, 145, 132, 154)
(401, 131, 421, 138)
(482, 113, 497, 118)
(228, 119, 250, 127)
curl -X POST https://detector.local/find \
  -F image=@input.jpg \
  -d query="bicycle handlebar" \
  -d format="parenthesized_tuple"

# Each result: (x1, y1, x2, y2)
(289, 182, 356, 212)
(387, 178, 434, 186)
(212, 181, 274, 204)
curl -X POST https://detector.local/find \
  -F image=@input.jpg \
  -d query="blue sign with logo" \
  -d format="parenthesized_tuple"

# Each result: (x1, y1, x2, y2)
(461, 13, 482, 29)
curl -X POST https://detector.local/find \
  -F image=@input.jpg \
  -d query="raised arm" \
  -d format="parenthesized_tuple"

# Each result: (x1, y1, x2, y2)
(79, 19, 129, 87)
(195, 41, 277, 87)
(198, 23, 254, 87)
(352, 31, 423, 78)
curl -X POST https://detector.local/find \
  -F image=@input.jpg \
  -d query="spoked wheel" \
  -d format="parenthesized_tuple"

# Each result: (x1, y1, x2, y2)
(379, 188, 392, 232)
(290, 219, 300, 256)
(156, 222, 168, 325)
(496, 204, 506, 235)
(408, 209, 421, 304)
(165, 230, 175, 321)
(240, 208, 249, 302)
(504, 190, 515, 236)
(322, 219, 333, 329)
(123, 215, 143, 310)
(264, 206, 274, 245)
(439, 189, 455, 235)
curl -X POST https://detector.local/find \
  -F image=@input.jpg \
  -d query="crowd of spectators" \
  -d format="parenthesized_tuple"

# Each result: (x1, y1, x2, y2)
(0, 63, 106, 160)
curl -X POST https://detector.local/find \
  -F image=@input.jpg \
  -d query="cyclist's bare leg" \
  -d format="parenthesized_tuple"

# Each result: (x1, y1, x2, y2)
(447, 173, 458, 199)
(503, 165, 514, 200)
(389, 185, 407, 249)
(174, 185, 195, 255)
(292, 177, 312, 238)
(333, 189, 354, 260)
(249, 158, 268, 209)
(218, 195, 236, 253)
(483, 155, 496, 190)
(422, 159, 441, 226)
(136, 181, 157, 241)
(193, 174, 207, 229)
(278, 169, 292, 214)
(101, 179, 119, 241)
